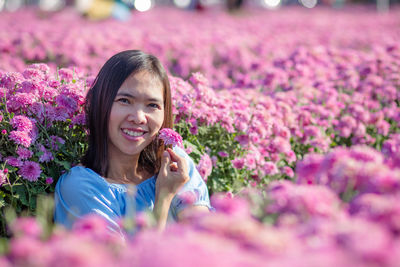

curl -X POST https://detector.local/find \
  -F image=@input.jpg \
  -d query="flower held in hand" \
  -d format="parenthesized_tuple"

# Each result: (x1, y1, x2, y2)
(158, 128, 183, 148)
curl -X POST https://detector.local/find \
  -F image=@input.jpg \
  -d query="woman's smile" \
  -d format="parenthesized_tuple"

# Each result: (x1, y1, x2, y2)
(108, 71, 165, 158)
(121, 128, 147, 140)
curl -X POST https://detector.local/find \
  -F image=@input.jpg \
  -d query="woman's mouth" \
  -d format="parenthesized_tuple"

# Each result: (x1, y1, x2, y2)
(121, 128, 147, 139)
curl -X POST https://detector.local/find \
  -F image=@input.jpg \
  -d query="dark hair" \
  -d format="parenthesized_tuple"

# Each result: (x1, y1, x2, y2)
(82, 50, 173, 177)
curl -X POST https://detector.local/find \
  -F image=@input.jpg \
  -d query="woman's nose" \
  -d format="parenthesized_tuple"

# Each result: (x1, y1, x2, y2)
(128, 107, 147, 124)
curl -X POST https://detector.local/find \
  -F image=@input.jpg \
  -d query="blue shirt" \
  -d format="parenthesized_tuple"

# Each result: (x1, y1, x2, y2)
(54, 147, 211, 233)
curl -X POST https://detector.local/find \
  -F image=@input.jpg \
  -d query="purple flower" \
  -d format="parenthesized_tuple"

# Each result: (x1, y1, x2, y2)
(18, 161, 41, 182)
(5, 156, 22, 167)
(158, 128, 183, 148)
(48, 135, 65, 150)
(45, 177, 53, 184)
(16, 147, 33, 160)
(38, 144, 53, 163)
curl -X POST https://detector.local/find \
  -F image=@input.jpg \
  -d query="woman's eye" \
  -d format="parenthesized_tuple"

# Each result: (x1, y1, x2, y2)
(117, 98, 130, 104)
(148, 103, 161, 109)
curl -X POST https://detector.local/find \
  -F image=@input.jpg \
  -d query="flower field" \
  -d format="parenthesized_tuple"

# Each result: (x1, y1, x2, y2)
(1, 5, 400, 266)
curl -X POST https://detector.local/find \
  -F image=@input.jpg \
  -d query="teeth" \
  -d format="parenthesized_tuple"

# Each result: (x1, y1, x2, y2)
(123, 129, 144, 137)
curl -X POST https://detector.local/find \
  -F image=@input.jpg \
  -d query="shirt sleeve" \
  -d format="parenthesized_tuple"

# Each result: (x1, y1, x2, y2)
(170, 146, 213, 219)
(54, 167, 123, 235)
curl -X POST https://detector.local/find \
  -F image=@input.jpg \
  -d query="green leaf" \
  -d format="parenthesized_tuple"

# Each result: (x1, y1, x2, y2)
(54, 158, 71, 170)
(13, 185, 29, 207)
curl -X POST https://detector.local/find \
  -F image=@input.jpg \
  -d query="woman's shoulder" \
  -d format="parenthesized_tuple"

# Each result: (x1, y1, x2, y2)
(57, 165, 108, 192)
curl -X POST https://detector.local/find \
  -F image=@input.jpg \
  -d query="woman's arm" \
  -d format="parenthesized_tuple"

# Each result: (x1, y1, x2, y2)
(154, 148, 190, 230)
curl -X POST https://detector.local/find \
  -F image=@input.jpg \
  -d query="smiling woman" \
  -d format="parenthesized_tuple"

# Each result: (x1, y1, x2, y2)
(54, 50, 211, 234)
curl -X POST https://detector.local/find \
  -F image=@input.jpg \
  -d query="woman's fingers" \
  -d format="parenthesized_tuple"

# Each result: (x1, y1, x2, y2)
(170, 162, 178, 171)
(166, 148, 187, 169)
(160, 150, 171, 173)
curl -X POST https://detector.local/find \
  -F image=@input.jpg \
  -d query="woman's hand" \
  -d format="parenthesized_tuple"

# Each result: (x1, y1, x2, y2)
(153, 148, 190, 230)
(155, 148, 190, 198)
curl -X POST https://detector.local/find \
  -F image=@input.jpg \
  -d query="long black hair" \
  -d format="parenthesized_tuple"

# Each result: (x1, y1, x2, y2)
(82, 50, 173, 177)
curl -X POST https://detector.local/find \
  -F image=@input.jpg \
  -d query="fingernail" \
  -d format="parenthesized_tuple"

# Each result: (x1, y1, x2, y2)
(163, 151, 169, 156)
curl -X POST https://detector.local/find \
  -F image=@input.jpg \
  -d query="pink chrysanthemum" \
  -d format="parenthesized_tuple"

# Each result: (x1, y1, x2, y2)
(10, 115, 33, 132)
(18, 161, 41, 182)
(158, 128, 183, 148)
(9, 131, 32, 148)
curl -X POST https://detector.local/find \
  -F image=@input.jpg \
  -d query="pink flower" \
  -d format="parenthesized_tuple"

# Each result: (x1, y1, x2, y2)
(235, 134, 249, 146)
(197, 153, 212, 182)
(218, 151, 229, 157)
(18, 161, 41, 182)
(9, 130, 32, 147)
(211, 193, 250, 217)
(10, 115, 33, 132)
(45, 177, 53, 184)
(7, 93, 35, 112)
(1, 129, 7, 135)
(11, 217, 42, 238)
(58, 68, 74, 82)
(158, 128, 183, 148)
(281, 166, 294, 178)
(231, 158, 245, 169)
(0, 169, 7, 185)
(184, 145, 193, 154)
(263, 161, 278, 175)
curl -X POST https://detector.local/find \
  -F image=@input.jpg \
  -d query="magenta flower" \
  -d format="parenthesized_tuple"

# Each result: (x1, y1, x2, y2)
(158, 128, 183, 148)
(231, 158, 245, 169)
(197, 153, 212, 182)
(218, 151, 229, 157)
(16, 147, 33, 160)
(10, 115, 33, 132)
(4, 156, 23, 167)
(9, 130, 32, 148)
(18, 161, 41, 182)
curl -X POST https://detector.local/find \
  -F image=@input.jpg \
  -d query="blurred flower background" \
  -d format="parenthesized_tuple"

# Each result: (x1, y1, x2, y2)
(0, 0, 400, 266)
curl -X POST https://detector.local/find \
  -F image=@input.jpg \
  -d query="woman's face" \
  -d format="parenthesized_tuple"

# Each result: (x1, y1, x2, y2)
(108, 71, 164, 160)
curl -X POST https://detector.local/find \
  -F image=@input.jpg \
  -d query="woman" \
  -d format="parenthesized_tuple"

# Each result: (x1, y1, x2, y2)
(54, 50, 211, 234)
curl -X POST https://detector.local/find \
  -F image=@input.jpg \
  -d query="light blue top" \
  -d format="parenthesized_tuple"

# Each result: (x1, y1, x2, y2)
(54, 147, 211, 234)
